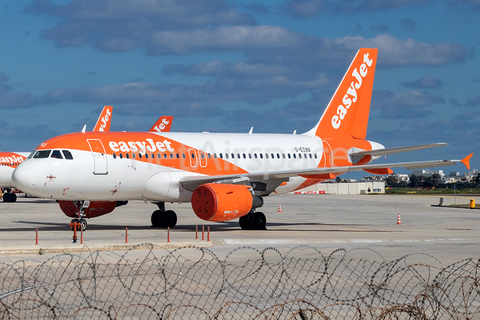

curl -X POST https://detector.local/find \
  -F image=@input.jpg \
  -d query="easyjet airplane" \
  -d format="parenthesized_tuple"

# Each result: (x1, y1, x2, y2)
(0, 152, 30, 202)
(12, 48, 472, 230)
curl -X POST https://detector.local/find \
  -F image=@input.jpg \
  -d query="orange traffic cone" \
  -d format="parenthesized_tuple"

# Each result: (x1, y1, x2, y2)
(397, 214, 401, 225)
(278, 204, 282, 212)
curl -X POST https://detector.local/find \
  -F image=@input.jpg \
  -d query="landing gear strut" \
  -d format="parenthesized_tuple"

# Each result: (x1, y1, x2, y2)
(70, 201, 88, 231)
(151, 202, 177, 228)
(239, 211, 266, 230)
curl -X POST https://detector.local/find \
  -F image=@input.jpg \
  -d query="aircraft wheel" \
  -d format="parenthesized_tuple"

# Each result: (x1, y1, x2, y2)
(79, 219, 87, 231)
(151, 210, 163, 227)
(251, 212, 266, 230)
(3, 193, 16, 202)
(163, 210, 177, 228)
(239, 215, 251, 230)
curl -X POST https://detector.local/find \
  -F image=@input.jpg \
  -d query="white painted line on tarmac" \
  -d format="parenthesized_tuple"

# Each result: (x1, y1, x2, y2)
(222, 238, 467, 245)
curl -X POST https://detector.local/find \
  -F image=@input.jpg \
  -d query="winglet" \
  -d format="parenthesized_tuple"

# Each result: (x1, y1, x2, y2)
(93, 106, 113, 132)
(461, 153, 473, 170)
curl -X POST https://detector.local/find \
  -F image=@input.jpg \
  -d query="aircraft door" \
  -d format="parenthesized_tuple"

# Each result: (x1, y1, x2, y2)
(199, 150, 207, 168)
(189, 149, 198, 168)
(87, 139, 108, 175)
(322, 141, 333, 168)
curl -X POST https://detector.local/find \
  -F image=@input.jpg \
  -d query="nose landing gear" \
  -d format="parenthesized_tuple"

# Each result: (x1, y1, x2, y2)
(70, 201, 89, 231)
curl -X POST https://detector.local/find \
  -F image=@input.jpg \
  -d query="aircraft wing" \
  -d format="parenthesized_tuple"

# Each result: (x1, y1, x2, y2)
(179, 153, 472, 192)
(350, 143, 448, 158)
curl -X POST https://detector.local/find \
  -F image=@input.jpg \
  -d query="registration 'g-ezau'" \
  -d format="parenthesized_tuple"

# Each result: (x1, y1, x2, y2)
(12, 48, 472, 230)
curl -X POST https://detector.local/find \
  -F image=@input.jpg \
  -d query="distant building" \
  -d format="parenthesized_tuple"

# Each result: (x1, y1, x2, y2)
(292, 181, 385, 195)
(411, 169, 444, 178)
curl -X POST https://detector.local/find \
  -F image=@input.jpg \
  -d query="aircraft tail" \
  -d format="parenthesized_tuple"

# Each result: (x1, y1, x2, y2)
(304, 48, 378, 140)
(93, 106, 113, 132)
(149, 116, 173, 133)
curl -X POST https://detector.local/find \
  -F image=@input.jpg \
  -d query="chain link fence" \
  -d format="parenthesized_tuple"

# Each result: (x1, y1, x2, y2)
(0, 245, 479, 319)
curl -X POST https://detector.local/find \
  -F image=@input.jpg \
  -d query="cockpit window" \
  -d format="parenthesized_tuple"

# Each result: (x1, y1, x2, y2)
(51, 150, 63, 159)
(62, 150, 73, 160)
(33, 150, 51, 159)
(28, 149, 37, 159)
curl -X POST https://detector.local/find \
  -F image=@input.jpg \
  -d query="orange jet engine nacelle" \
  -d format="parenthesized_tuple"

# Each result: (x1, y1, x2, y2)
(58, 201, 118, 219)
(191, 183, 263, 222)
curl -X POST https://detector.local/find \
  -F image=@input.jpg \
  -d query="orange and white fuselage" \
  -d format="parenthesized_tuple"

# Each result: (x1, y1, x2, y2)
(0, 152, 29, 188)
(13, 131, 383, 201)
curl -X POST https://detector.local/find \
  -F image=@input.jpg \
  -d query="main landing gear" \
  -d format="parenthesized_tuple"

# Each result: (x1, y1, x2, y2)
(239, 211, 267, 230)
(2, 189, 17, 203)
(151, 202, 177, 228)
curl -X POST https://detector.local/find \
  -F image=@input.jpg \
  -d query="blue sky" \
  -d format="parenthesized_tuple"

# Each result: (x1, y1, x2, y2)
(0, 0, 479, 174)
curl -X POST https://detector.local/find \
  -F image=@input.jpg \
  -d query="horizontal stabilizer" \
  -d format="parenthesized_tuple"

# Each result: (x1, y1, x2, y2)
(350, 143, 448, 158)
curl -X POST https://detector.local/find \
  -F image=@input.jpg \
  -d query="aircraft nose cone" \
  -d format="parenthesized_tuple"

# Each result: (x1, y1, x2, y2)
(12, 163, 37, 192)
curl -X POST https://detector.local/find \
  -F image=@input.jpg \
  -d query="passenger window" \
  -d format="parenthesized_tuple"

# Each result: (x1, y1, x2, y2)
(170, 153, 174, 159)
(293, 154, 296, 159)
(243, 153, 246, 159)
(288, 154, 291, 159)
(191, 153, 195, 159)
(309, 154, 312, 159)
(164, 153, 168, 159)
(126, 153, 130, 159)
(225, 153, 228, 159)
(51, 150, 63, 159)
(219, 153, 223, 159)
(139, 154, 142, 159)
(33, 150, 51, 159)
(260, 154, 263, 159)
(182, 153, 186, 159)
(315, 154, 318, 159)
(120, 153, 123, 159)
(145, 153, 148, 159)
(176, 153, 180, 159)
(113, 153, 117, 159)
(254, 154, 257, 159)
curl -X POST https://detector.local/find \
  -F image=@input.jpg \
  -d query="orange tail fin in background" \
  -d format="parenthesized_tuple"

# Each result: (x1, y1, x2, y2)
(93, 106, 113, 132)
(305, 48, 378, 140)
(149, 116, 173, 133)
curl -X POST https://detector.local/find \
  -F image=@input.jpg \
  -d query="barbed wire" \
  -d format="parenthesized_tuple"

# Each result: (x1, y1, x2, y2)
(0, 245, 478, 319)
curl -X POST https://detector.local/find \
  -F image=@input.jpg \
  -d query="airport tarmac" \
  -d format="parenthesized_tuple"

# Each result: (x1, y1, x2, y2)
(0, 193, 479, 265)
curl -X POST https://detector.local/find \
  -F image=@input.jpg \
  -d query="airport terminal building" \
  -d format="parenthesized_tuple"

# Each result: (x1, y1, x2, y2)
(293, 181, 385, 195)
